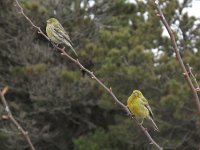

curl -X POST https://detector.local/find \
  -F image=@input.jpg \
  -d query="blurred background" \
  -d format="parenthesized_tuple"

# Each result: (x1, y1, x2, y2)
(0, 0, 200, 149)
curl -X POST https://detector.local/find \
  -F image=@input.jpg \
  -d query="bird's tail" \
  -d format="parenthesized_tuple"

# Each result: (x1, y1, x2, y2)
(69, 45, 78, 56)
(64, 40, 78, 56)
(148, 116, 159, 132)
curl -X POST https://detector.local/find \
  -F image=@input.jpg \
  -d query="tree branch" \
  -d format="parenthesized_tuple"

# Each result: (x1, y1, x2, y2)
(0, 87, 35, 150)
(186, 64, 200, 92)
(154, 0, 200, 115)
(14, 0, 163, 149)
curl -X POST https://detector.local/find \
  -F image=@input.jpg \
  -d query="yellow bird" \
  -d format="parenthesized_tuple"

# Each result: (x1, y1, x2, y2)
(127, 90, 159, 131)
(46, 18, 78, 56)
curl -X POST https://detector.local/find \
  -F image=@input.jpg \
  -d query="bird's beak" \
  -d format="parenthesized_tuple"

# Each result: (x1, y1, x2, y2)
(133, 93, 138, 97)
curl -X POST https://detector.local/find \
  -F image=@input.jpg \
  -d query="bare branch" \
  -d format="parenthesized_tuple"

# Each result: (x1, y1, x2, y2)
(186, 64, 200, 91)
(154, 0, 200, 115)
(0, 87, 35, 150)
(14, 0, 163, 149)
(15, 0, 49, 41)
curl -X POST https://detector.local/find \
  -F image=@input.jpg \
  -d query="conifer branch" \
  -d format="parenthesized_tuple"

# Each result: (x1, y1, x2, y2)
(0, 87, 35, 150)
(15, 0, 163, 149)
(154, 0, 200, 115)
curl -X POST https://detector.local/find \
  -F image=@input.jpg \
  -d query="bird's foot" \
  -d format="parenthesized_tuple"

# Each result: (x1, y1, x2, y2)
(138, 119, 144, 125)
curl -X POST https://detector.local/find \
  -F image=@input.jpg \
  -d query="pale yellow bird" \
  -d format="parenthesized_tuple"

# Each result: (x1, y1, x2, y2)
(46, 18, 78, 56)
(127, 90, 159, 131)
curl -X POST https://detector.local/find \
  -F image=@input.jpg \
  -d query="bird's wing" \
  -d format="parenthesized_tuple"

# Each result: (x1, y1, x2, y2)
(140, 96, 148, 104)
(54, 23, 73, 44)
(141, 97, 154, 119)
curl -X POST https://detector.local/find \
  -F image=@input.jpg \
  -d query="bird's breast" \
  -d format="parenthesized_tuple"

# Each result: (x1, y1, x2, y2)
(128, 98, 149, 118)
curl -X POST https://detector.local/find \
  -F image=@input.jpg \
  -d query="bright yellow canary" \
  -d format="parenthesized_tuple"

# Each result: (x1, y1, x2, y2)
(127, 90, 159, 131)
(46, 18, 78, 56)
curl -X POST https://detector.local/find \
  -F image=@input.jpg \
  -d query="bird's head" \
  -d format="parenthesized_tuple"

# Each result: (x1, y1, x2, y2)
(47, 18, 59, 25)
(132, 90, 142, 98)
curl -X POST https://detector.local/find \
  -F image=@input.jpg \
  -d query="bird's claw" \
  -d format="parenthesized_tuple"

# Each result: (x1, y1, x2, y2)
(138, 119, 144, 125)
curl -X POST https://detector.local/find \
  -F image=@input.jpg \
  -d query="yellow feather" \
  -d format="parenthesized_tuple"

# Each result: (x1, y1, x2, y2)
(127, 90, 159, 131)
(46, 18, 78, 56)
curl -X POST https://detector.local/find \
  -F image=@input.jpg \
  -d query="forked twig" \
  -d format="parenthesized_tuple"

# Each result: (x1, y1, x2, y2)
(154, 0, 200, 115)
(0, 87, 35, 150)
(14, 0, 163, 149)
(186, 64, 200, 92)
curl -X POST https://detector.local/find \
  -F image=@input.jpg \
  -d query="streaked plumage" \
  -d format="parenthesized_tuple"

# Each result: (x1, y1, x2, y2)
(46, 18, 78, 56)
(127, 90, 159, 131)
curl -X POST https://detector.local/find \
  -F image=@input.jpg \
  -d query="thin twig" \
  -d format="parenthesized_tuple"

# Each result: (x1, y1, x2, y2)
(0, 87, 35, 150)
(15, 0, 49, 41)
(154, 0, 200, 115)
(186, 64, 200, 92)
(14, 0, 163, 149)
